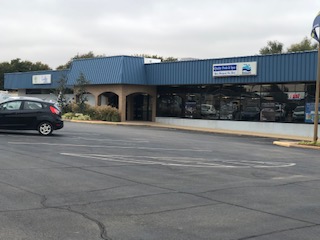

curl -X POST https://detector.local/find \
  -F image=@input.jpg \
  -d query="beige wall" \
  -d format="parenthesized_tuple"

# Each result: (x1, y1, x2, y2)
(86, 84, 157, 122)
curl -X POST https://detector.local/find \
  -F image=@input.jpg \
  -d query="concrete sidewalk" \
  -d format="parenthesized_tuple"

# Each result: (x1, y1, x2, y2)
(67, 119, 320, 150)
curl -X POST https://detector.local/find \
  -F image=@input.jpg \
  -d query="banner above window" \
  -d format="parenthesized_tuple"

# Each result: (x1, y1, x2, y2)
(213, 62, 257, 77)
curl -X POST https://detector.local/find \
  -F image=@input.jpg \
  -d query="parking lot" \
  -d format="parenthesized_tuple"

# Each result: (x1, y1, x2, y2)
(0, 122, 320, 240)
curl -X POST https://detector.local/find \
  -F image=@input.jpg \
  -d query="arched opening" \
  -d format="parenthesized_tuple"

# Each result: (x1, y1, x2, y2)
(127, 93, 152, 121)
(98, 92, 119, 108)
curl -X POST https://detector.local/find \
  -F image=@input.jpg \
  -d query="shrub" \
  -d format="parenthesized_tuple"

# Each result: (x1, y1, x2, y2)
(94, 105, 116, 121)
(63, 105, 120, 122)
(73, 113, 91, 121)
(63, 112, 75, 119)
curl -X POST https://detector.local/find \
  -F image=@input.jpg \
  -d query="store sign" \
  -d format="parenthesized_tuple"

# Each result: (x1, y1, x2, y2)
(305, 103, 320, 123)
(287, 92, 305, 100)
(213, 62, 257, 77)
(32, 74, 51, 85)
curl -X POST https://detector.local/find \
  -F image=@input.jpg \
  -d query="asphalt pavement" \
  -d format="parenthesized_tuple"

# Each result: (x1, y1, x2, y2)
(70, 119, 320, 150)
(0, 121, 319, 240)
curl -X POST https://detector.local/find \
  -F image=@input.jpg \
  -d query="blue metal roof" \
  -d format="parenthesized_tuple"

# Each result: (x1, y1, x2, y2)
(4, 70, 69, 89)
(67, 56, 146, 85)
(4, 51, 318, 89)
(145, 51, 318, 85)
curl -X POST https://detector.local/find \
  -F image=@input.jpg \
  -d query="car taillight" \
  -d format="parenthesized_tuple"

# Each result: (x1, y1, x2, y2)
(50, 106, 60, 115)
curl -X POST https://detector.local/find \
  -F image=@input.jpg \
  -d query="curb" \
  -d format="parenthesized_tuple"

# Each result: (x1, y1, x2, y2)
(273, 141, 320, 150)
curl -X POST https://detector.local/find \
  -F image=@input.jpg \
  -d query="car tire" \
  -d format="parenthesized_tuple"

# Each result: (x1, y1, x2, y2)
(38, 122, 53, 136)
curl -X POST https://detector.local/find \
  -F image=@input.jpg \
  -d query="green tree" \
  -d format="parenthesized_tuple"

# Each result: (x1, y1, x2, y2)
(259, 41, 284, 55)
(55, 74, 69, 112)
(56, 51, 105, 70)
(74, 72, 90, 113)
(163, 56, 178, 62)
(0, 58, 51, 90)
(287, 37, 318, 52)
(0, 62, 11, 90)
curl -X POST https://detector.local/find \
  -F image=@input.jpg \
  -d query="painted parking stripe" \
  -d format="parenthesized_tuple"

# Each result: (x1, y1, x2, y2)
(8, 142, 211, 152)
(61, 153, 296, 168)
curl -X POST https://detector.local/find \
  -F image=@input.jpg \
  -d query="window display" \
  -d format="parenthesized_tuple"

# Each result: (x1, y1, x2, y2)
(157, 83, 314, 123)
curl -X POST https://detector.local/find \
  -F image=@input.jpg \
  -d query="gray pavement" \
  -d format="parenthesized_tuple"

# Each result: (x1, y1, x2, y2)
(70, 119, 320, 149)
(0, 121, 319, 239)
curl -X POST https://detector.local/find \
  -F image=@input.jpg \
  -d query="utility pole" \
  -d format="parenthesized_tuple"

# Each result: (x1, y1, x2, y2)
(311, 12, 320, 143)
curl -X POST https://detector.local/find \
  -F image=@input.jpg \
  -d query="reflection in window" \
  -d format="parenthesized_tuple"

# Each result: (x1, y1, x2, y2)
(157, 94, 183, 117)
(156, 83, 309, 123)
(185, 93, 201, 119)
(239, 85, 260, 121)
(24, 101, 43, 110)
(1, 101, 22, 111)
(219, 86, 242, 120)
(201, 86, 220, 120)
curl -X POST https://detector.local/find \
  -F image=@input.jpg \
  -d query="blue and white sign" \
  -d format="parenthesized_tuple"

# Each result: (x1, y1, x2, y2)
(311, 11, 320, 42)
(305, 102, 320, 123)
(213, 62, 257, 77)
(32, 74, 51, 85)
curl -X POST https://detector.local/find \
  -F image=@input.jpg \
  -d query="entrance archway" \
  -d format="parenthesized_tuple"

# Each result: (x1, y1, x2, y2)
(127, 93, 152, 121)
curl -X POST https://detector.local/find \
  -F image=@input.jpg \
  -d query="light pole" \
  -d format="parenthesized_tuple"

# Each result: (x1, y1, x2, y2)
(311, 12, 320, 143)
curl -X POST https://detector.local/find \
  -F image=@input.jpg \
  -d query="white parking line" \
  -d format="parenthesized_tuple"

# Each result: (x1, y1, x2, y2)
(272, 175, 305, 180)
(8, 142, 211, 152)
(60, 153, 296, 168)
(73, 137, 149, 143)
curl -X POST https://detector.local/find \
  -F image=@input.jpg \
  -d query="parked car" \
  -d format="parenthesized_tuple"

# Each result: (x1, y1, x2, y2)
(293, 106, 305, 122)
(201, 104, 216, 115)
(0, 97, 63, 135)
(240, 106, 260, 121)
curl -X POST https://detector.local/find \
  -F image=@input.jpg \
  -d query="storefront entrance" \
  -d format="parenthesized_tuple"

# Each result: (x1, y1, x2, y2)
(127, 94, 152, 121)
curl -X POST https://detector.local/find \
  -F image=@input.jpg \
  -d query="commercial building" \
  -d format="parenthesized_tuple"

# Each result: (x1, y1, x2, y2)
(4, 51, 320, 139)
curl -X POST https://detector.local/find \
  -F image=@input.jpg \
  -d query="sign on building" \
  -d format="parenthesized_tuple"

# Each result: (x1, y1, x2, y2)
(32, 74, 51, 84)
(305, 102, 320, 123)
(213, 62, 257, 77)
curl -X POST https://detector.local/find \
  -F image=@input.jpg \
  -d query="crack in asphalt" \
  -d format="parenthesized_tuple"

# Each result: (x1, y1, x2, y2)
(0, 179, 111, 240)
(186, 191, 320, 225)
(73, 167, 320, 225)
(236, 224, 319, 240)
(122, 202, 222, 217)
(58, 206, 111, 240)
(2, 146, 320, 239)
(198, 178, 320, 194)
(43, 191, 176, 208)
(57, 165, 320, 227)
(41, 196, 112, 240)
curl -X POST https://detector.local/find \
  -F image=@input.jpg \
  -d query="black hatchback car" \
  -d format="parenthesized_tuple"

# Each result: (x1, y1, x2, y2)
(0, 97, 63, 135)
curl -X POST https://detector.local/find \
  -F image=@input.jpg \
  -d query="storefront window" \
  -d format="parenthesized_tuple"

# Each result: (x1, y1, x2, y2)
(240, 85, 261, 121)
(201, 86, 220, 120)
(184, 93, 201, 119)
(219, 85, 242, 120)
(305, 83, 318, 123)
(284, 86, 306, 123)
(157, 83, 309, 123)
(259, 84, 287, 122)
(157, 94, 183, 117)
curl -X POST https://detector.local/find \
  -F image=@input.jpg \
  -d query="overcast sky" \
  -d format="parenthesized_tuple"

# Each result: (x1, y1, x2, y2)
(0, 0, 319, 69)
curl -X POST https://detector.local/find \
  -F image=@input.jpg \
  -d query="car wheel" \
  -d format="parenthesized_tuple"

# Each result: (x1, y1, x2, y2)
(38, 122, 53, 136)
